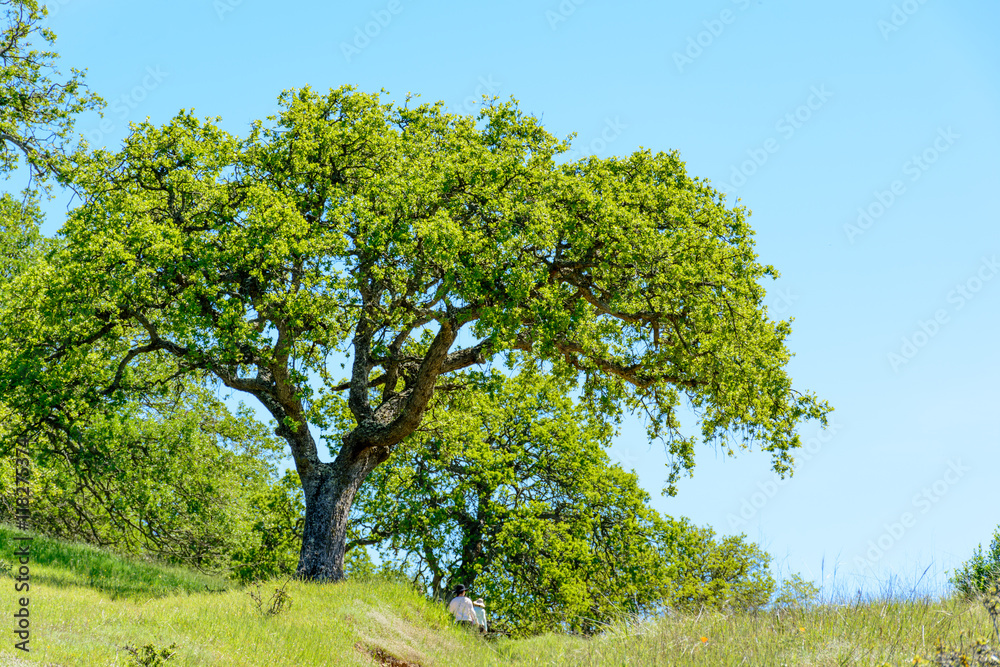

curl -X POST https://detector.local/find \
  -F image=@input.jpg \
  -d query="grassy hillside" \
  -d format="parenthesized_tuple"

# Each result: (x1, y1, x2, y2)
(0, 525, 488, 666)
(1, 525, 998, 666)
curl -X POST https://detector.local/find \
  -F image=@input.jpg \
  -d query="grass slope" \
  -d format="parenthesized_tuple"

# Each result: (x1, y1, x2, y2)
(0, 524, 228, 600)
(1, 525, 998, 666)
(0, 525, 497, 666)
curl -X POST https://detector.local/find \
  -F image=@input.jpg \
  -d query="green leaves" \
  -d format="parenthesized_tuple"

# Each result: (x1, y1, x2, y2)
(349, 369, 775, 635)
(0, 192, 47, 282)
(17, 84, 829, 470)
(0, 80, 829, 582)
(0, 378, 298, 577)
(0, 0, 101, 187)
(951, 526, 1000, 598)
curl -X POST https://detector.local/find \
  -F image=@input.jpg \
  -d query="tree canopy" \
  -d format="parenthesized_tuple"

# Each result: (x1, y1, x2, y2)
(0, 83, 830, 580)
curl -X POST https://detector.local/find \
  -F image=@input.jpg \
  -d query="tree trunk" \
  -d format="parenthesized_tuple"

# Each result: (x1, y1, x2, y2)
(280, 318, 456, 581)
(295, 449, 382, 581)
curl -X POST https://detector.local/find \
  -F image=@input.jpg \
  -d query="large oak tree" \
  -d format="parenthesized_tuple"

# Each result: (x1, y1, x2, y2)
(0, 86, 830, 580)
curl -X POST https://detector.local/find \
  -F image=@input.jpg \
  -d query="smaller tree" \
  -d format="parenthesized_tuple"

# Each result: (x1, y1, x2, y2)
(0, 378, 303, 579)
(653, 517, 775, 613)
(347, 368, 774, 635)
(951, 525, 1000, 598)
(771, 573, 821, 613)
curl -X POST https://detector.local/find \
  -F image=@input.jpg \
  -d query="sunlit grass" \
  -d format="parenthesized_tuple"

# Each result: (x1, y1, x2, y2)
(0, 525, 228, 600)
(0, 525, 492, 665)
(1, 525, 997, 665)
(492, 595, 996, 666)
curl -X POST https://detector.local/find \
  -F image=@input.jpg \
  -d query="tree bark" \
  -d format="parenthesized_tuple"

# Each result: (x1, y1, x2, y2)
(295, 446, 384, 581)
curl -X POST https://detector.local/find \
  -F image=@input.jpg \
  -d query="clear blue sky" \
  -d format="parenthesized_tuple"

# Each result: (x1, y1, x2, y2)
(34, 0, 1000, 597)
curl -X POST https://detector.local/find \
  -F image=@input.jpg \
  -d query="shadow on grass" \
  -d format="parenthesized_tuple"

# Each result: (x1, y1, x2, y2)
(0, 523, 230, 600)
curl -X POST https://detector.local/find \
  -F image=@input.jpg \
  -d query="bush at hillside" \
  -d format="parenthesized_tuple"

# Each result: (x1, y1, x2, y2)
(952, 525, 1000, 598)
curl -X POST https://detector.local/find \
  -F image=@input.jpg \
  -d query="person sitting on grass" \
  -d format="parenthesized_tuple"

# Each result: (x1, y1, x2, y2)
(472, 598, 488, 633)
(447, 584, 480, 630)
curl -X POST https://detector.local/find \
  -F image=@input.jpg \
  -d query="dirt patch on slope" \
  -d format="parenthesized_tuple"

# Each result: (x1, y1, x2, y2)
(356, 642, 423, 667)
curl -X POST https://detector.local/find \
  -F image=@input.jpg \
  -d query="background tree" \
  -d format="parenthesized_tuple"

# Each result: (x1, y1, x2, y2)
(0, 86, 830, 581)
(0, 376, 303, 580)
(654, 518, 774, 613)
(347, 367, 775, 635)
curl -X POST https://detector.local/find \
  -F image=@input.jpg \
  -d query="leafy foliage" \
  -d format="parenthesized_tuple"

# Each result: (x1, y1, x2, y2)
(228, 468, 304, 583)
(655, 518, 775, 613)
(349, 368, 775, 635)
(772, 573, 821, 611)
(0, 83, 829, 579)
(952, 525, 1000, 598)
(0, 380, 302, 578)
(122, 642, 178, 667)
(0, 192, 50, 281)
(0, 0, 101, 186)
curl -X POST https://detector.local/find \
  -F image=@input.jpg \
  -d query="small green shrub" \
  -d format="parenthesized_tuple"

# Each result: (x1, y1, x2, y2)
(122, 642, 178, 666)
(247, 578, 293, 617)
(952, 526, 1000, 598)
(772, 573, 821, 611)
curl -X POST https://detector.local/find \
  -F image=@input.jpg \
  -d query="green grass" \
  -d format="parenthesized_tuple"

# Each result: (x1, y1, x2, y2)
(0, 524, 229, 600)
(0, 525, 493, 666)
(501, 598, 997, 666)
(1, 524, 997, 665)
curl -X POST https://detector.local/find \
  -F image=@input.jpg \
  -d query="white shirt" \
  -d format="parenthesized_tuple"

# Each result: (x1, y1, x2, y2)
(448, 595, 478, 623)
(473, 604, 488, 632)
